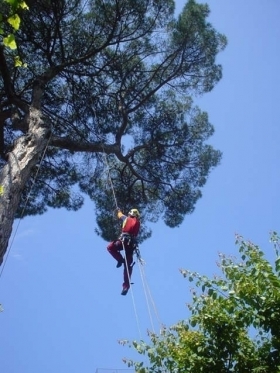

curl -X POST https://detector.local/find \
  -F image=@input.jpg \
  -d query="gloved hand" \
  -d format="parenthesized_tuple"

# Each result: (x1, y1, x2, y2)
(116, 207, 122, 216)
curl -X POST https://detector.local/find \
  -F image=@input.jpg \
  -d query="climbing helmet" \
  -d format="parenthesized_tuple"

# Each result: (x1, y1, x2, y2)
(128, 208, 140, 219)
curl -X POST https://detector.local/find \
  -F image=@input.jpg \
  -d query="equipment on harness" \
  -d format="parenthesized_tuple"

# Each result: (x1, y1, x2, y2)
(119, 233, 137, 248)
(119, 233, 142, 262)
(134, 247, 144, 265)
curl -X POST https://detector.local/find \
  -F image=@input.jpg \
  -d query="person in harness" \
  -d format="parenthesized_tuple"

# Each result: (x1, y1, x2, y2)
(107, 208, 141, 295)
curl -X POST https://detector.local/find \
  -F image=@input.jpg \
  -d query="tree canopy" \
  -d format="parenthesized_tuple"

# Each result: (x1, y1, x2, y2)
(0, 0, 226, 264)
(124, 233, 280, 373)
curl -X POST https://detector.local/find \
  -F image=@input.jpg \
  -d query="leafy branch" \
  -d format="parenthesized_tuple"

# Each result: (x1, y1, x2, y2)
(0, 0, 28, 65)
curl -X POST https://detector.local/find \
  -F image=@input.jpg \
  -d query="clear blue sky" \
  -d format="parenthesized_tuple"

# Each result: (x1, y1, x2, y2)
(1, 1, 280, 372)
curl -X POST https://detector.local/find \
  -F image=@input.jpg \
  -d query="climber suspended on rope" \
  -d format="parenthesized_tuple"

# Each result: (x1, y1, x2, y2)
(107, 208, 141, 296)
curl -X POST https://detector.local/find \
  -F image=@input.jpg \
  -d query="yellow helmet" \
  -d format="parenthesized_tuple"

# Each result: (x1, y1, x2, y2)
(128, 208, 140, 219)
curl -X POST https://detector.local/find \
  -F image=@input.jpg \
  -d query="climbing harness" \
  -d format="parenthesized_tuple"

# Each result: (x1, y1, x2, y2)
(118, 232, 136, 247)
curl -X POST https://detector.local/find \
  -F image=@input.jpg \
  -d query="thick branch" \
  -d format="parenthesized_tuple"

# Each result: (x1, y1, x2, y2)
(50, 136, 121, 156)
(0, 46, 29, 113)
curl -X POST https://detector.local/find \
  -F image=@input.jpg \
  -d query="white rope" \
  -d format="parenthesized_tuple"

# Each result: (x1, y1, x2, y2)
(92, 107, 161, 336)
(122, 241, 142, 339)
(93, 108, 142, 337)
(137, 259, 155, 333)
(137, 258, 163, 332)
(92, 106, 118, 210)
(102, 152, 118, 210)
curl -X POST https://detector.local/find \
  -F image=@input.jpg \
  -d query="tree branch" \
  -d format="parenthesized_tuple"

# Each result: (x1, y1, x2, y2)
(0, 46, 29, 113)
(50, 136, 121, 156)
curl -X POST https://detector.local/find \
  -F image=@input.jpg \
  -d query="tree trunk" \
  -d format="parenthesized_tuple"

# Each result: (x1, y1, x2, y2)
(0, 106, 50, 265)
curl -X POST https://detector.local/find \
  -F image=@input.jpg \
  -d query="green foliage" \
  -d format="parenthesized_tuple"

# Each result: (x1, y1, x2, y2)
(3, 33, 17, 49)
(15, 149, 84, 218)
(0, 0, 28, 65)
(125, 233, 280, 372)
(0, 0, 226, 242)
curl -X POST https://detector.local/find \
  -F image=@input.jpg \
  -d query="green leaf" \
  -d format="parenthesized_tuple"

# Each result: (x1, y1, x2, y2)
(19, 1, 29, 10)
(14, 55, 26, 67)
(5, 0, 17, 5)
(3, 34, 17, 49)
(190, 319, 197, 327)
(4, 0, 29, 11)
(7, 14, 21, 30)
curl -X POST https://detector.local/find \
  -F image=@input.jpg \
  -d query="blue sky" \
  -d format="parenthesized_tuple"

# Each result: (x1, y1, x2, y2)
(1, 1, 280, 372)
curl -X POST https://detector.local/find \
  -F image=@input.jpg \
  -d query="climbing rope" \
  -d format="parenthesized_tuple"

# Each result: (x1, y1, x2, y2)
(94, 112, 143, 336)
(137, 259, 156, 333)
(91, 105, 119, 210)
(137, 259, 163, 332)
(122, 241, 143, 339)
(122, 240, 163, 336)
(102, 151, 119, 210)
(92, 104, 162, 335)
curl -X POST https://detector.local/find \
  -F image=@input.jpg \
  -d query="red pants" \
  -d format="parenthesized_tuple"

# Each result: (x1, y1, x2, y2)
(107, 240, 134, 288)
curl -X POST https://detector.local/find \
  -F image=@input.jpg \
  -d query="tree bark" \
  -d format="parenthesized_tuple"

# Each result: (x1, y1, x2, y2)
(0, 106, 50, 265)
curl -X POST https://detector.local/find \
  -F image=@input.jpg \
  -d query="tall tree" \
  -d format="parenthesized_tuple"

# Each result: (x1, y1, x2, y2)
(124, 233, 280, 373)
(0, 0, 226, 264)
